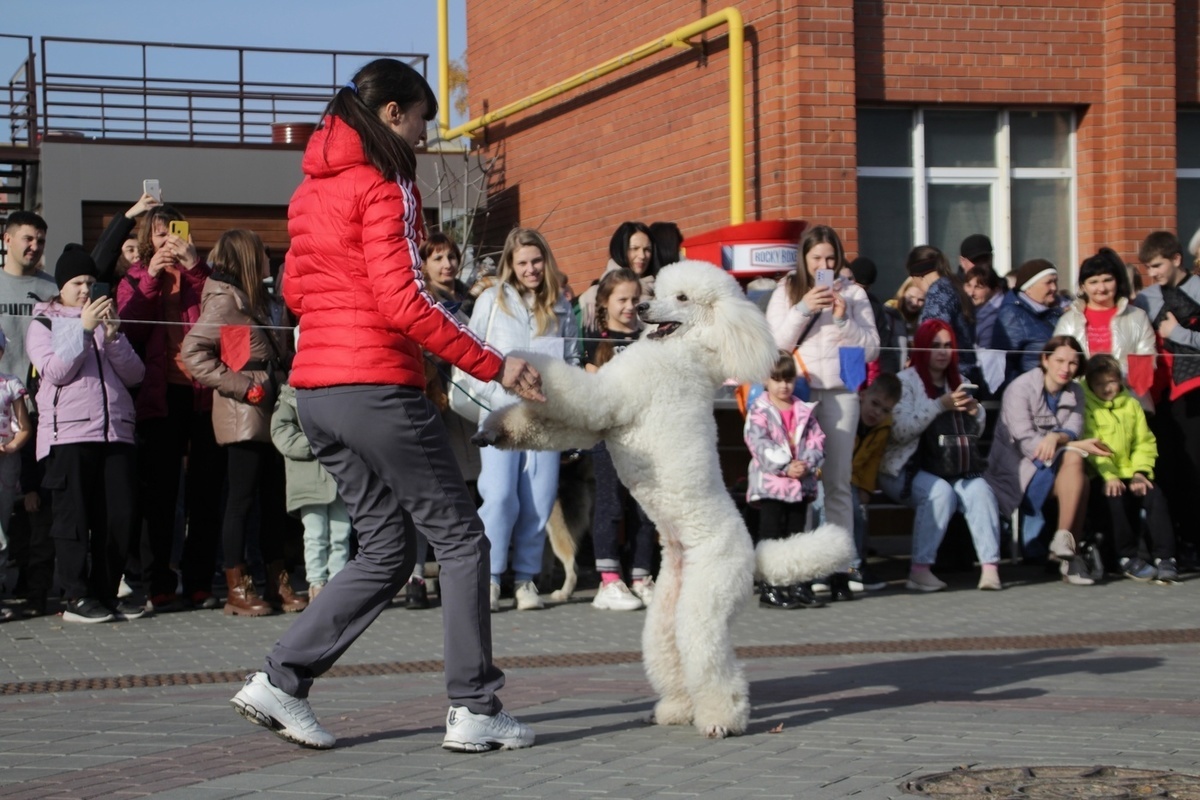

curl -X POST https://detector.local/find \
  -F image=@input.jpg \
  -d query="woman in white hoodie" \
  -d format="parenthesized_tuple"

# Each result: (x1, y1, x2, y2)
(469, 228, 581, 612)
(765, 225, 880, 533)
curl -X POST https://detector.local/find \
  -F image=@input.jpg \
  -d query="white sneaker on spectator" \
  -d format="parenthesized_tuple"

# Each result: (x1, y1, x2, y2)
(1049, 529, 1076, 559)
(514, 580, 543, 610)
(631, 576, 655, 607)
(905, 570, 947, 592)
(442, 706, 534, 752)
(489, 582, 501, 613)
(977, 571, 1003, 591)
(593, 579, 643, 611)
(230, 672, 335, 749)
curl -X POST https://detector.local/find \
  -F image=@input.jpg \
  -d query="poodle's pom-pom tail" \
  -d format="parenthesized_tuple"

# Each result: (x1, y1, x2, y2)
(754, 523, 857, 585)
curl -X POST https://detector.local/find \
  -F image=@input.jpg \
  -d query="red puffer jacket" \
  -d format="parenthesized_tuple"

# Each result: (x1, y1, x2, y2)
(284, 116, 503, 389)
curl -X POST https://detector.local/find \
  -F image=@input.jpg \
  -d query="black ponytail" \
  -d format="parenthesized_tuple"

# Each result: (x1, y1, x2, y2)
(318, 58, 437, 182)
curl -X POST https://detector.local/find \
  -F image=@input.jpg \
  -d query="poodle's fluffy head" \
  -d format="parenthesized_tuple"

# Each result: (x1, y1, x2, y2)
(639, 260, 777, 384)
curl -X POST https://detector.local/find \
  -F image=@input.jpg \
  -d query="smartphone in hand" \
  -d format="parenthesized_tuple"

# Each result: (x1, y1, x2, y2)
(143, 179, 161, 202)
(814, 269, 834, 289)
(958, 382, 979, 396)
(169, 220, 190, 241)
(89, 282, 110, 303)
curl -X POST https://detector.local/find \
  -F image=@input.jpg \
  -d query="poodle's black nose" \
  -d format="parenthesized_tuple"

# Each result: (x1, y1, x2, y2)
(636, 302, 650, 313)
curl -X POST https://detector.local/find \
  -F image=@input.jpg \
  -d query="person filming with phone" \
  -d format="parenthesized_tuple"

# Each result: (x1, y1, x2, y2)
(876, 320, 1003, 593)
(117, 205, 226, 613)
(26, 245, 145, 623)
(765, 225, 879, 538)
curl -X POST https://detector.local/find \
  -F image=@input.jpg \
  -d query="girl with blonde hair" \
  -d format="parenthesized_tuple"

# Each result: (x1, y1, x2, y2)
(469, 227, 580, 612)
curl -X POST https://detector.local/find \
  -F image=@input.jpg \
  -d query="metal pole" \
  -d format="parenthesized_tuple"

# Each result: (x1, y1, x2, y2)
(436, 3, 746, 224)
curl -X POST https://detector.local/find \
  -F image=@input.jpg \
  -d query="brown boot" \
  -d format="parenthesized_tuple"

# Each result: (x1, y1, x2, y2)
(266, 561, 308, 613)
(223, 566, 273, 616)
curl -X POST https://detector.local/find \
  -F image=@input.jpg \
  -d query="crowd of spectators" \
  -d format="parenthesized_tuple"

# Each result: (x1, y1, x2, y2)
(1, 200, 1195, 625)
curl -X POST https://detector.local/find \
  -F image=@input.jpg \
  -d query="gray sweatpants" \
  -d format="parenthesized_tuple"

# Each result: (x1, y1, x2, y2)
(264, 385, 505, 715)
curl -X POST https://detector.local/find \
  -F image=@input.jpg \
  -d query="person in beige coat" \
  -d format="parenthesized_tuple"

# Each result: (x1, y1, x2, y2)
(183, 229, 303, 616)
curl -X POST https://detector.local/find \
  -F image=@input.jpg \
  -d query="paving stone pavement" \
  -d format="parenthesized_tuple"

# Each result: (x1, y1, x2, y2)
(1, 562, 1198, 798)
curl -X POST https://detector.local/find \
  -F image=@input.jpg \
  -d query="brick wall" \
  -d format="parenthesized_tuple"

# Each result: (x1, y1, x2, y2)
(466, 0, 1194, 285)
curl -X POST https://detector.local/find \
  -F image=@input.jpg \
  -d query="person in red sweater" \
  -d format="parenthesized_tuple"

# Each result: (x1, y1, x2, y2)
(231, 58, 543, 753)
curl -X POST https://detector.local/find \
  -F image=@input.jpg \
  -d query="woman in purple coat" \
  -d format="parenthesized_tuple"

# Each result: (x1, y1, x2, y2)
(26, 245, 145, 623)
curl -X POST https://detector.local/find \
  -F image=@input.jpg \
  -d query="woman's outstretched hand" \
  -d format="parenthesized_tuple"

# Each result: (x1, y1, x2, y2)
(500, 356, 545, 402)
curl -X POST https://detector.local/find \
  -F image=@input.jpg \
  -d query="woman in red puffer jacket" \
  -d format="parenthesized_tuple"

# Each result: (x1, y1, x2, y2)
(230, 58, 542, 753)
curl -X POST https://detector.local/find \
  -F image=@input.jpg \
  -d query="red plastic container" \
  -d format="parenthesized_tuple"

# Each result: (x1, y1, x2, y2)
(681, 220, 806, 278)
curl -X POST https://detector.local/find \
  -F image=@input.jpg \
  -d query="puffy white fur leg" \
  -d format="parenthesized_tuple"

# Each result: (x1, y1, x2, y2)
(479, 403, 601, 453)
(675, 534, 755, 738)
(754, 523, 857, 587)
(642, 540, 691, 726)
(545, 500, 577, 602)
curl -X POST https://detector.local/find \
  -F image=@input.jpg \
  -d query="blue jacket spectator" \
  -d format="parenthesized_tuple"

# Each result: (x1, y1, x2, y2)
(993, 259, 1064, 387)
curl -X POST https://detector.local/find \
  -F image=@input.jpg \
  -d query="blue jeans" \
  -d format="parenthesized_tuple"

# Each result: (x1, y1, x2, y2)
(477, 447, 559, 584)
(300, 498, 352, 585)
(878, 470, 1001, 566)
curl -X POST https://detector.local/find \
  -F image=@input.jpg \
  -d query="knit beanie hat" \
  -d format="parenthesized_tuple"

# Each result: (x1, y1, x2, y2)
(55, 243, 98, 289)
(848, 256, 877, 287)
(1013, 258, 1058, 293)
(960, 233, 993, 262)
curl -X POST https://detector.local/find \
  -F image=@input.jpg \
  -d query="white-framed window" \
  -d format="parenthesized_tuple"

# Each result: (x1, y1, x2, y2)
(1178, 110, 1200, 241)
(857, 108, 1077, 299)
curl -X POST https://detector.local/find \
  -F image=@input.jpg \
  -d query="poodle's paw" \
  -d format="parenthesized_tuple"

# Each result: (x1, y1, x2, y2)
(650, 695, 694, 726)
(548, 588, 571, 602)
(691, 691, 750, 739)
(701, 723, 736, 739)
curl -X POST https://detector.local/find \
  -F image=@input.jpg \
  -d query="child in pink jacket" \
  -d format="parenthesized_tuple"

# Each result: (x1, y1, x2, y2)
(744, 351, 826, 609)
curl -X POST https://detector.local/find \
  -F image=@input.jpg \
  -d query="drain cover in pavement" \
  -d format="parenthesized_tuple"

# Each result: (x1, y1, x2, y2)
(902, 765, 1200, 798)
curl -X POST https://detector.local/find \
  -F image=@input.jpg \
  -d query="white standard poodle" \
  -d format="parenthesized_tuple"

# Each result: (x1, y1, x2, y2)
(477, 260, 855, 738)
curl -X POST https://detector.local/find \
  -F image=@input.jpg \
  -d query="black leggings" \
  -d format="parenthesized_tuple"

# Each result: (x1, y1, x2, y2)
(137, 384, 225, 597)
(757, 499, 810, 542)
(222, 441, 287, 570)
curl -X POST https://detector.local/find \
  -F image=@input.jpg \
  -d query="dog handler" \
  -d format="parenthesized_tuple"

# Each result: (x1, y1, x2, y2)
(230, 58, 542, 752)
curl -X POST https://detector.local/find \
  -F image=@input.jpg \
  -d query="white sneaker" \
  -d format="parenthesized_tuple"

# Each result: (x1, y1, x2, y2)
(230, 672, 335, 749)
(489, 582, 501, 613)
(631, 576, 655, 607)
(592, 579, 643, 611)
(442, 706, 534, 752)
(1049, 529, 1076, 559)
(905, 570, 948, 592)
(514, 580, 544, 610)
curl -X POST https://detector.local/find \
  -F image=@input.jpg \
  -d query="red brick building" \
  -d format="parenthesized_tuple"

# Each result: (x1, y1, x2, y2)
(466, 0, 1199, 297)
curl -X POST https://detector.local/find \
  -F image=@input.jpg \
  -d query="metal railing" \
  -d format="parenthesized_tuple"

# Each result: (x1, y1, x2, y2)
(38, 37, 428, 145)
(1, 34, 38, 148)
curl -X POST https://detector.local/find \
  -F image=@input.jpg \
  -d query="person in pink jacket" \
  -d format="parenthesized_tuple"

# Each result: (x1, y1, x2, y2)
(26, 245, 145, 624)
(744, 350, 827, 608)
(117, 205, 224, 611)
(765, 225, 880, 536)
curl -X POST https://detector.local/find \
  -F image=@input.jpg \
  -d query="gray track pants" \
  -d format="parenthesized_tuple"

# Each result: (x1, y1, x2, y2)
(264, 384, 504, 715)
